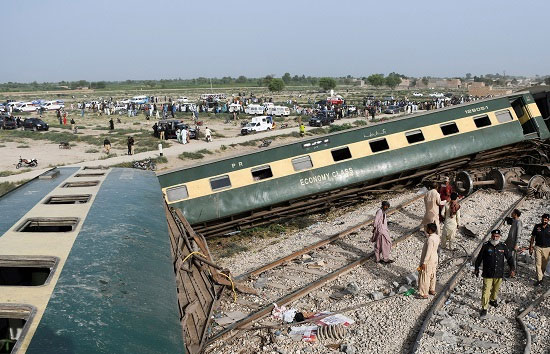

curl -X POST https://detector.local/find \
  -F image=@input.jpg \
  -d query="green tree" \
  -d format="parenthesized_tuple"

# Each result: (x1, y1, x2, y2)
(282, 72, 291, 84)
(268, 78, 285, 92)
(367, 74, 385, 87)
(236, 75, 247, 83)
(259, 75, 273, 87)
(385, 73, 402, 89)
(421, 77, 429, 86)
(318, 77, 337, 91)
(545, 77, 550, 86)
(465, 73, 472, 80)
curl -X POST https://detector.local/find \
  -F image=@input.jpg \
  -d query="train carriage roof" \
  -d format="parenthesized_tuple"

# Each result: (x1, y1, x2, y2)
(0, 167, 184, 353)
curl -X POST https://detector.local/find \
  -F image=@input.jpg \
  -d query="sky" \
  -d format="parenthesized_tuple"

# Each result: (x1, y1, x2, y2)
(2, 0, 550, 83)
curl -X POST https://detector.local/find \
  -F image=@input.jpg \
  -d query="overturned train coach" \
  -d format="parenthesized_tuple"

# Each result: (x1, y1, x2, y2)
(158, 88, 550, 237)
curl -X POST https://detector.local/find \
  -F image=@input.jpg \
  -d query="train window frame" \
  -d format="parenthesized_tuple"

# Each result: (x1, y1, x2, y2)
(0, 304, 36, 354)
(331, 147, 352, 161)
(405, 130, 425, 144)
(473, 115, 492, 128)
(0, 256, 59, 287)
(369, 138, 390, 153)
(440, 122, 459, 136)
(495, 110, 513, 123)
(251, 165, 273, 181)
(62, 181, 100, 188)
(292, 155, 313, 171)
(210, 175, 232, 191)
(44, 195, 91, 204)
(165, 185, 189, 202)
(16, 217, 80, 233)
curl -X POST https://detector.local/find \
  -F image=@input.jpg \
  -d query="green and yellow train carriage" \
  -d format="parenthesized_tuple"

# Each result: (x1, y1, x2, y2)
(158, 89, 550, 233)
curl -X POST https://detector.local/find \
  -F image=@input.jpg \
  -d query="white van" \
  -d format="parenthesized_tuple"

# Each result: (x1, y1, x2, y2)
(41, 100, 65, 111)
(131, 95, 149, 104)
(245, 104, 265, 115)
(14, 102, 38, 112)
(240, 115, 274, 135)
(270, 106, 290, 116)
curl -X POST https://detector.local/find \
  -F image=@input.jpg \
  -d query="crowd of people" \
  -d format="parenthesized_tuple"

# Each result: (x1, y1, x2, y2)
(371, 180, 550, 317)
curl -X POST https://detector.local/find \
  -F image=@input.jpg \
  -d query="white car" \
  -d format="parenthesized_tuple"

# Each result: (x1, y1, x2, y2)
(245, 104, 265, 115)
(41, 101, 65, 111)
(119, 99, 131, 104)
(14, 102, 38, 112)
(412, 92, 423, 97)
(429, 93, 444, 98)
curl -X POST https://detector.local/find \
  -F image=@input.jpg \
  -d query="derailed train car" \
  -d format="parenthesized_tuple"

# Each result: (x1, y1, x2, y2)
(0, 168, 187, 353)
(158, 88, 550, 236)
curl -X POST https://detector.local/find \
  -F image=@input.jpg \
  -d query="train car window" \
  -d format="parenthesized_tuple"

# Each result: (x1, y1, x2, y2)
(331, 147, 352, 161)
(473, 115, 491, 128)
(210, 175, 232, 191)
(440, 122, 459, 135)
(405, 130, 425, 144)
(511, 98, 525, 118)
(17, 218, 79, 232)
(165, 185, 189, 201)
(369, 138, 389, 153)
(292, 156, 313, 171)
(495, 110, 513, 123)
(251, 165, 273, 181)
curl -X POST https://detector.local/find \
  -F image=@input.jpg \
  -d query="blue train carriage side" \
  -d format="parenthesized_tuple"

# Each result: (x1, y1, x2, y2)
(0, 167, 185, 354)
(157, 89, 550, 228)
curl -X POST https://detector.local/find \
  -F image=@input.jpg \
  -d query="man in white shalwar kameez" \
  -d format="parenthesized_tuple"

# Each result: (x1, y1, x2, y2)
(422, 182, 445, 234)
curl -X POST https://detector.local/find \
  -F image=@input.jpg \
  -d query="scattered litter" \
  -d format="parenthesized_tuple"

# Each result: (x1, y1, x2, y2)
(526, 323, 537, 331)
(289, 325, 318, 342)
(344, 282, 360, 296)
(315, 312, 355, 327)
(445, 299, 452, 305)
(528, 312, 538, 319)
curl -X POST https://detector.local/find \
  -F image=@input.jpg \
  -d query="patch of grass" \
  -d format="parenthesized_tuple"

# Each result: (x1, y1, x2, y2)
(17, 145, 30, 148)
(328, 123, 353, 133)
(178, 151, 204, 160)
(196, 149, 213, 155)
(85, 148, 99, 153)
(308, 127, 327, 135)
(0, 144, 6, 147)
(99, 153, 118, 160)
(240, 224, 286, 239)
(218, 243, 249, 258)
(0, 169, 31, 177)
(220, 145, 227, 151)
(132, 122, 141, 125)
(238, 140, 259, 146)
(77, 126, 86, 129)
(229, 143, 237, 147)
(353, 120, 368, 126)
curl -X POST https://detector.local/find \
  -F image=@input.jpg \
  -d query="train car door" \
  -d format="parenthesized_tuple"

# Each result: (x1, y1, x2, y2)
(531, 90, 550, 133)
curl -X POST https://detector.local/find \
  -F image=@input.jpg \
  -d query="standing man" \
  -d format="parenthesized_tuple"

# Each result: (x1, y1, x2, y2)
(439, 177, 452, 202)
(417, 223, 440, 298)
(205, 127, 212, 142)
(127, 136, 134, 155)
(422, 182, 445, 234)
(109, 118, 114, 130)
(529, 213, 550, 286)
(441, 192, 461, 250)
(299, 123, 305, 137)
(504, 209, 522, 275)
(474, 230, 515, 317)
(70, 117, 76, 132)
(371, 201, 394, 264)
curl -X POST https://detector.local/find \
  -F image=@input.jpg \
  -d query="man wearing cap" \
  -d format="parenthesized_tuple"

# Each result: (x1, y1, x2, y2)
(529, 213, 550, 286)
(474, 229, 515, 317)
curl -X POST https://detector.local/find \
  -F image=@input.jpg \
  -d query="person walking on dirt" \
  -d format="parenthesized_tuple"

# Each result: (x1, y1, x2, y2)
(475, 230, 515, 317)
(109, 118, 114, 130)
(529, 213, 550, 286)
(205, 127, 212, 142)
(372, 201, 394, 264)
(70, 118, 76, 132)
(417, 223, 440, 298)
(103, 138, 111, 154)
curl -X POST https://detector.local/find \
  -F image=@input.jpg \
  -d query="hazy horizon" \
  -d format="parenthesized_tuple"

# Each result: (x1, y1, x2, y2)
(3, 0, 550, 83)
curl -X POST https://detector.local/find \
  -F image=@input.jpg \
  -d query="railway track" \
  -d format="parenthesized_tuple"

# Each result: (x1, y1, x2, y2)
(205, 189, 529, 353)
(205, 190, 490, 352)
(411, 194, 527, 353)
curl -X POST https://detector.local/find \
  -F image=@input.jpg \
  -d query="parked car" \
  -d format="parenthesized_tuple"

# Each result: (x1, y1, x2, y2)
(309, 113, 332, 127)
(240, 116, 273, 135)
(384, 105, 403, 114)
(1, 115, 17, 129)
(23, 118, 49, 131)
(412, 92, 423, 97)
(13, 102, 38, 112)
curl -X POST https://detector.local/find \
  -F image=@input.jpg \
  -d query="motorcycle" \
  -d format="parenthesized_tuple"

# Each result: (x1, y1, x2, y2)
(16, 156, 38, 169)
(132, 158, 156, 171)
